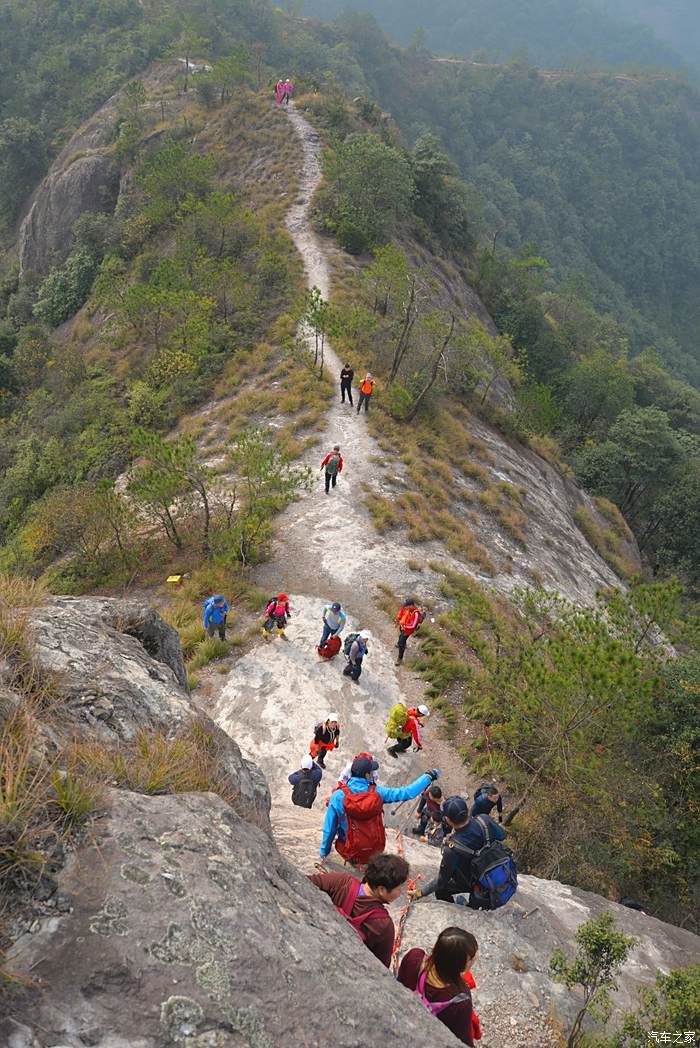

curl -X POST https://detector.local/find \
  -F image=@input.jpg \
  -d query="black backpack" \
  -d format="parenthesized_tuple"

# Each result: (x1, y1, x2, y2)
(343, 631, 360, 657)
(291, 771, 317, 809)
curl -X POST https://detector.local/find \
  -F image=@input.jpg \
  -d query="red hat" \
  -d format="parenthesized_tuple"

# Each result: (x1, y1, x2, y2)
(277, 593, 288, 601)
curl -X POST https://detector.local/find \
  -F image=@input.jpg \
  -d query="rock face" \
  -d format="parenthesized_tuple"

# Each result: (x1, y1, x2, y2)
(21, 597, 271, 830)
(19, 154, 118, 276)
(2, 790, 458, 1048)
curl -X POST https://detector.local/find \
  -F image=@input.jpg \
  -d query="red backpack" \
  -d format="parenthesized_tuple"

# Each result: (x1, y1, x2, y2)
(335, 784, 386, 865)
(336, 877, 389, 942)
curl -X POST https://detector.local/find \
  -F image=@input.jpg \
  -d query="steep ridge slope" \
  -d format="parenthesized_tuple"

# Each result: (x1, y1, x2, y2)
(207, 104, 699, 1045)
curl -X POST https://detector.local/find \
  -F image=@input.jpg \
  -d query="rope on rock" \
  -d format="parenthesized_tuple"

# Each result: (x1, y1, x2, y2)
(391, 826, 417, 974)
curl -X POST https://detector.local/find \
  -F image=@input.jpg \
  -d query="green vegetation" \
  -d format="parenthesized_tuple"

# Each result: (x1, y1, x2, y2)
(407, 568, 699, 927)
(550, 912, 637, 1048)
(595, 963, 700, 1047)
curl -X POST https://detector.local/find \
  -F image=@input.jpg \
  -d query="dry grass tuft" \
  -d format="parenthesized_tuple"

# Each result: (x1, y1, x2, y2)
(574, 507, 638, 580)
(70, 719, 239, 806)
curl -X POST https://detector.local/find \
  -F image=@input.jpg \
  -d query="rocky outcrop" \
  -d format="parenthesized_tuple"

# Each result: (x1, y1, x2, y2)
(2, 790, 458, 1048)
(19, 154, 119, 276)
(16, 597, 271, 830)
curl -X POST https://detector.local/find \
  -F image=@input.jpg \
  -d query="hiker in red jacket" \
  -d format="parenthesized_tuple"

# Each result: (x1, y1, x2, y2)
(387, 705, 430, 758)
(308, 853, 409, 967)
(320, 445, 343, 494)
(396, 597, 423, 665)
(262, 593, 291, 639)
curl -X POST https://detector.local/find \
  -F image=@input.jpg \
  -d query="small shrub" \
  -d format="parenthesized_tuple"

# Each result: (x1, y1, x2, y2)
(50, 771, 101, 827)
(188, 637, 230, 670)
(574, 507, 637, 580)
(365, 493, 401, 532)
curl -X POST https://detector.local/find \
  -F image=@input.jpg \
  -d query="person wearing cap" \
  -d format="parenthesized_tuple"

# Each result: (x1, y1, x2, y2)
(387, 705, 430, 758)
(319, 601, 346, 649)
(410, 795, 505, 905)
(288, 754, 323, 807)
(320, 445, 343, 495)
(357, 373, 375, 414)
(310, 716, 341, 769)
(343, 630, 370, 683)
(337, 751, 379, 788)
(471, 784, 503, 823)
(396, 597, 423, 666)
(319, 757, 440, 863)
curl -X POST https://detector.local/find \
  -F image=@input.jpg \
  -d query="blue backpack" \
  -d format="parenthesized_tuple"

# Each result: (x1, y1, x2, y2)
(451, 815, 518, 910)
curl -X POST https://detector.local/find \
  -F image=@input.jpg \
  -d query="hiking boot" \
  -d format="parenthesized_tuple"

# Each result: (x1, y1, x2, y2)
(395, 660, 402, 666)
(261, 629, 270, 640)
(278, 629, 288, 641)
(455, 895, 469, 906)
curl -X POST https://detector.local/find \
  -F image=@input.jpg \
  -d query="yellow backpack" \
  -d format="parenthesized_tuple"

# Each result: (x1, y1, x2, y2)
(385, 703, 408, 739)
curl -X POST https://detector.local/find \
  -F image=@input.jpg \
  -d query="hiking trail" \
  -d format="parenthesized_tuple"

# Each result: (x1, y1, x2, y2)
(210, 103, 471, 851)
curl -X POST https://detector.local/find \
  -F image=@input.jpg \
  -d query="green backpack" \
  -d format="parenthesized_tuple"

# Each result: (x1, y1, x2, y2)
(385, 702, 408, 739)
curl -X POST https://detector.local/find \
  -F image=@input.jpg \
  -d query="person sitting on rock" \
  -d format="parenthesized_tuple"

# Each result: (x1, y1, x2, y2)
(203, 594, 229, 641)
(470, 784, 503, 823)
(310, 715, 341, 769)
(421, 809, 447, 848)
(308, 853, 410, 968)
(397, 927, 479, 1045)
(319, 757, 439, 866)
(288, 754, 323, 808)
(262, 593, 291, 640)
(413, 783, 443, 835)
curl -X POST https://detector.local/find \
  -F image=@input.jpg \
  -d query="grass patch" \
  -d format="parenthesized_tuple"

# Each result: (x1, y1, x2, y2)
(593, 496, 634, 543)
(365, 492, 401, 532)
(70, 720, 239, 806)
(0, 574, 47, 608)
(188, 637, 230, 671)
(0, 607, 59, 710)
(574, 507, 638, 581)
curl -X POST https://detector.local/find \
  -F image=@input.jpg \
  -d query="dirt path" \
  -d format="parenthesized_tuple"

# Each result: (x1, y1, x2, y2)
(210, 104, 476, 866)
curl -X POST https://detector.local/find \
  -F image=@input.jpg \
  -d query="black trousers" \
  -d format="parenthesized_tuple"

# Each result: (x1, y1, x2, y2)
(341, 381, 353, 405)
(343, 659, 362, 680)
(357, 391, 371, 413)
(207, 622, 226, 640)
(387, 735, 412, 756)
(325, 471, 337, 493)
(397, 631, 408, 661)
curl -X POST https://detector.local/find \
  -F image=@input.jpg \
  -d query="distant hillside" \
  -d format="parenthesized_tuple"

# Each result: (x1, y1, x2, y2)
(606, 0, 700, 69)
(301, 0, 689, 74)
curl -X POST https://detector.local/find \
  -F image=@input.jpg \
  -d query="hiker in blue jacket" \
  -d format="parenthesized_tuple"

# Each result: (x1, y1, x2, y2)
(471, 784, 503, 823)
(203, 595, 229, 641)
(319, 758, 439, 861)
(411, 795, 505, 906)
(319, 601, 346, 648)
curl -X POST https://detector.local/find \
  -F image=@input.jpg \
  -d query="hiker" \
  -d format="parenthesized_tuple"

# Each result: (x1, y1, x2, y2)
(413, 783, 443, 835)
(422, 809, 447, 847)
(310, 715, 341, 769)
(357, 373, 375, 414)
(396, 597, 424, 665)
(386, 703, 430, 757)
(262, 593, 291, 640)
(274, 79, 285, 105)
(397, 927, 479, 1045)
(471, 784, 503, 823)
(338, 751, 379, 788)
(342, 630, 370, 683)
(410, 795, 516, 909)
(288, 754, 323, 809)
(308, 852, 409, 967)
(340, 362, 354, 405)
(319, 756, 439, 865)
(319, 601, 346, 649)
(203, 595, 229, 641)
(320, 445, 343, 494)
(281, 78, 294, 105)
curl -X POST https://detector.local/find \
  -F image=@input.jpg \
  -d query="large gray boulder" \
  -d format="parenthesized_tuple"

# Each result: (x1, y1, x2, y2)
(18, 154, 118, 276)
(2, 790, 458, 1048)
(22, 596, 270, 831)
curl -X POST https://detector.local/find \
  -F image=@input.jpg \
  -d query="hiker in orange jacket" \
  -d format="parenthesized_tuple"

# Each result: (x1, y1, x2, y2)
(387, 705, 430, 758)
(357, 373, 375, 414)
(396, 597, 423, 665)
